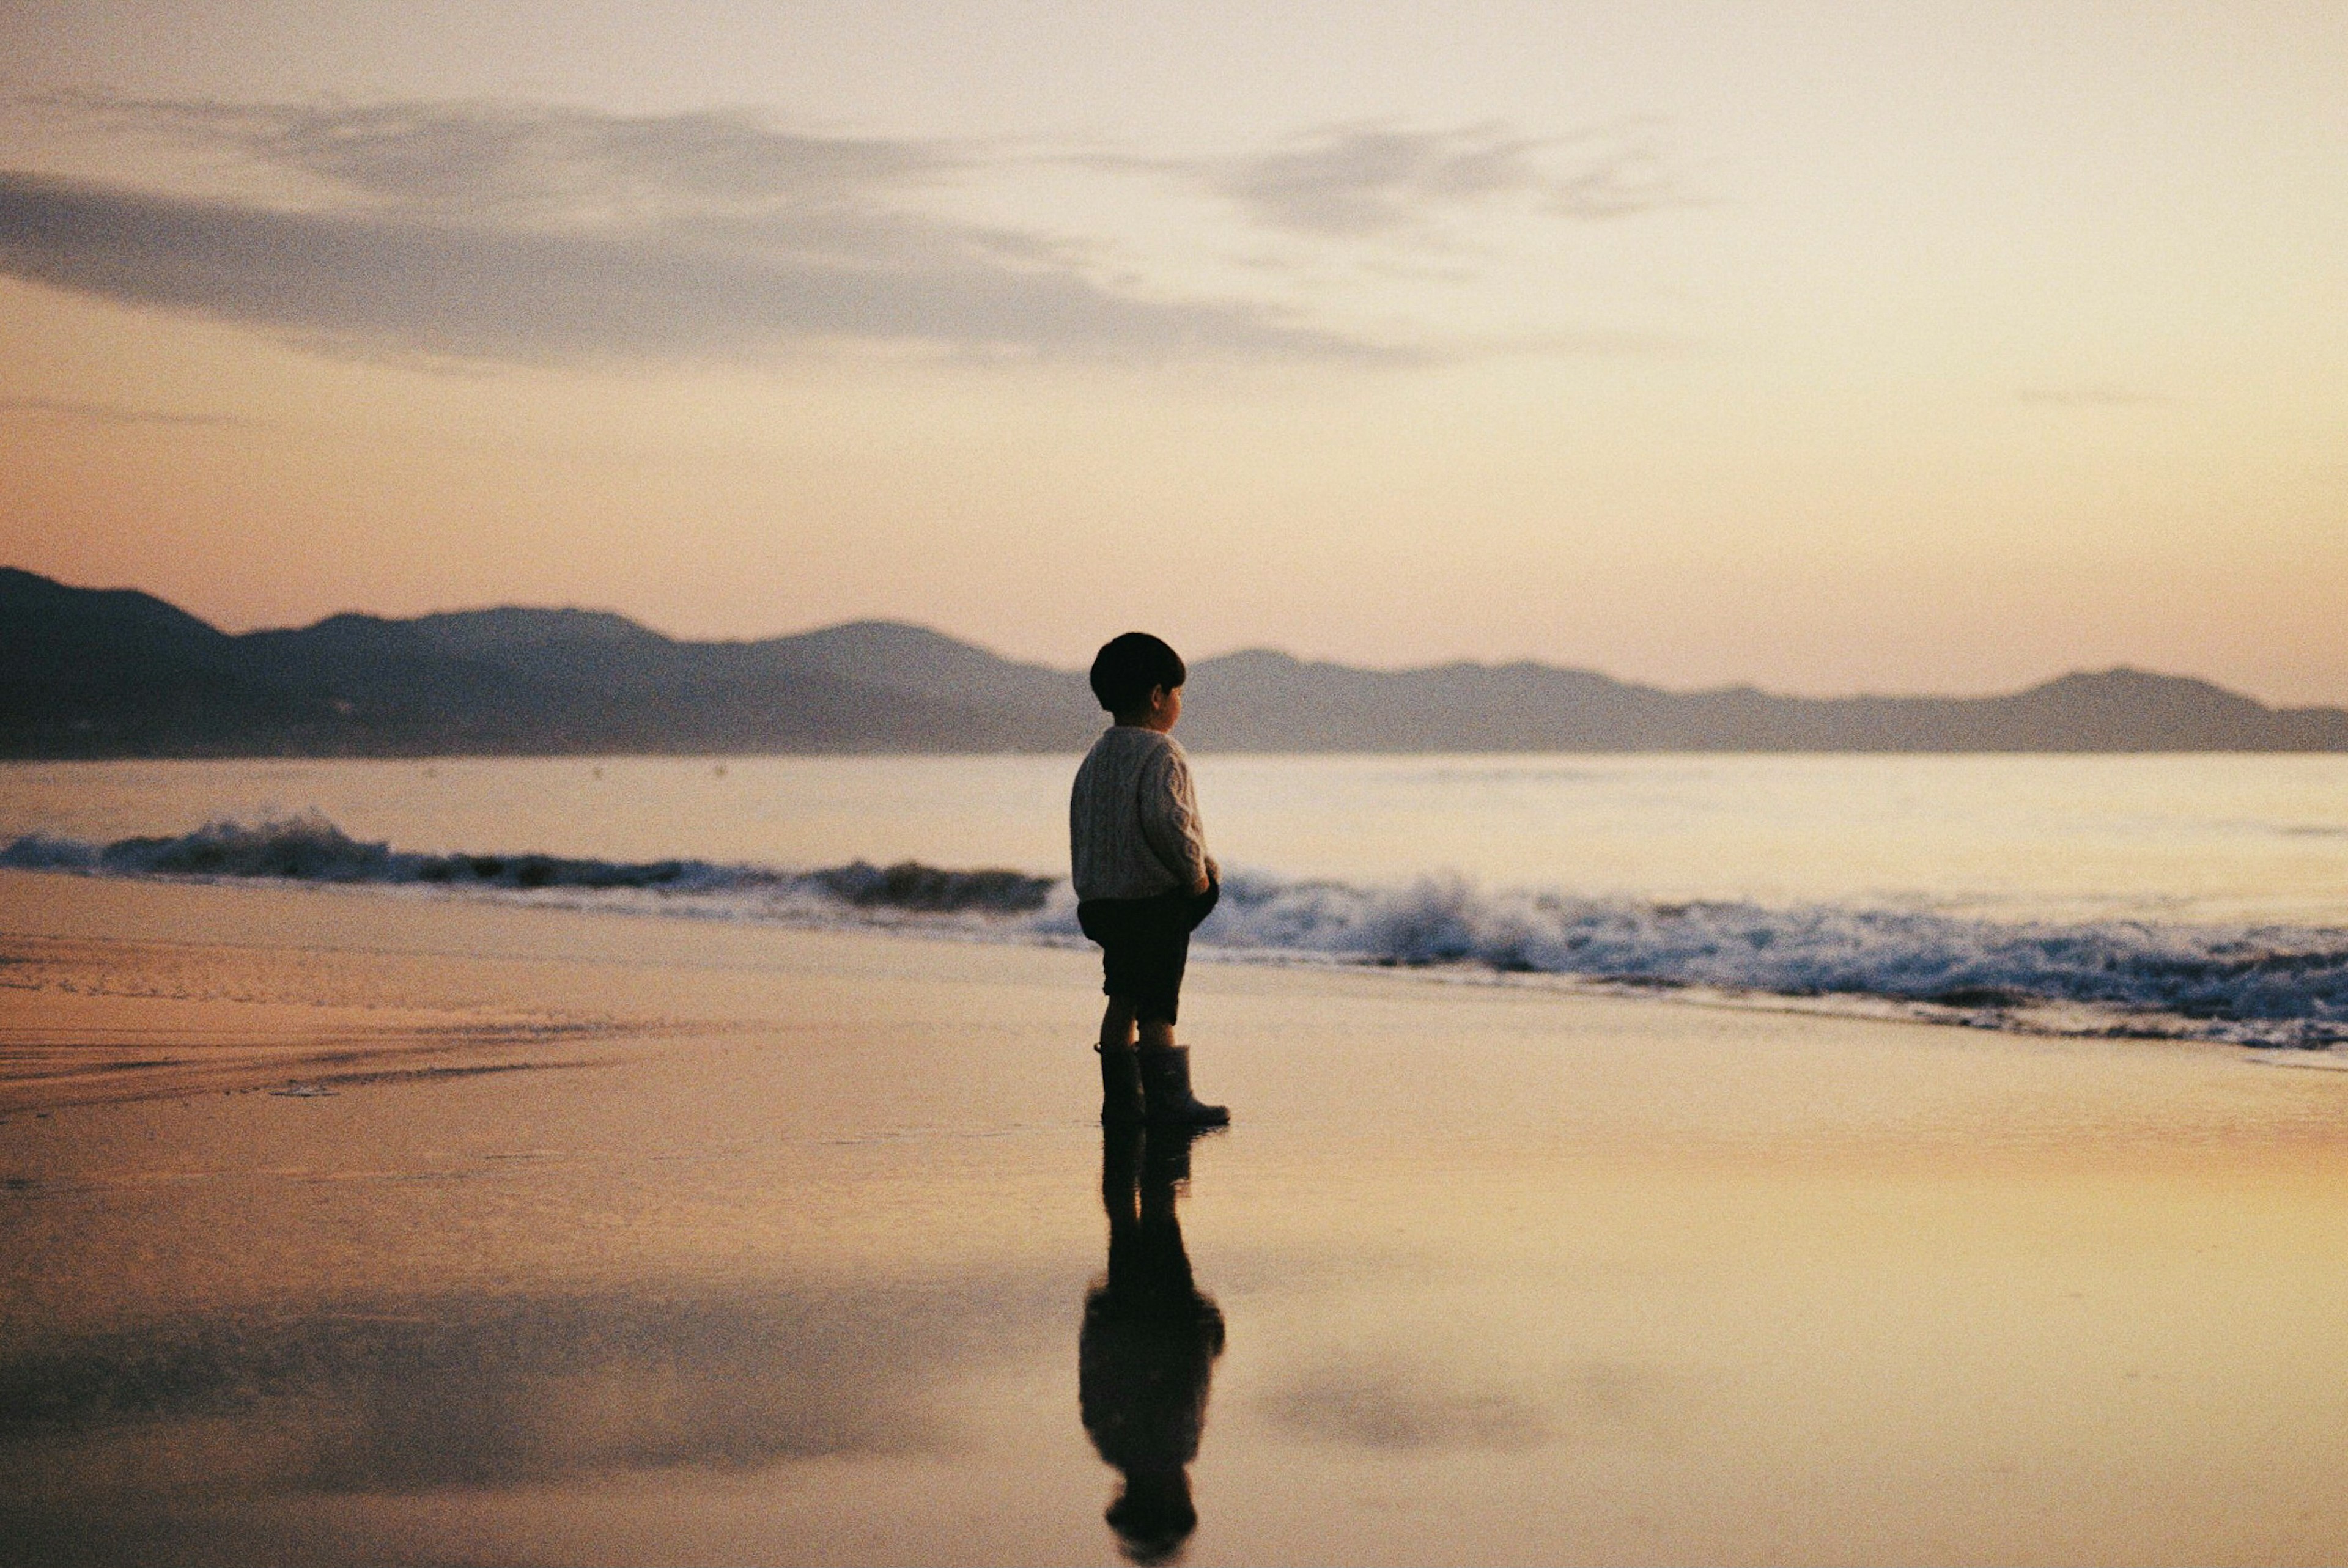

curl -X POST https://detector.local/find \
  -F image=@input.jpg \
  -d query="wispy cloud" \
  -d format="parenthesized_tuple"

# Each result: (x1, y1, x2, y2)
(0, 171, 1385, 366)
(0, 95, 1678, 367)
(103, 97, 961, 222)
(0, 394, 242, 426)
(1202, 122, 1677, 237)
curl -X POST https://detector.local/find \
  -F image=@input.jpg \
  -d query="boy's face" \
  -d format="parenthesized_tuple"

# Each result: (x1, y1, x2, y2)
(1139, 683, 1182, 732)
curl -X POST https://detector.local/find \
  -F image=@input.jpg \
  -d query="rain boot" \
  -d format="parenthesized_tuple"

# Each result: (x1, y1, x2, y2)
(1097, 1042, 1145, 1124)
(1137, 1044, 1228, 1128)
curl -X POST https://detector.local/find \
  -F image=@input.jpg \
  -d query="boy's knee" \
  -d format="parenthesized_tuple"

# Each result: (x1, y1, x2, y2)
(1107, 993, 1170, 1022)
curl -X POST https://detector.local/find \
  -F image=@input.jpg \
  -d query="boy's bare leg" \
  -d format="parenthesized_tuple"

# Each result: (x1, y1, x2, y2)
(1097, 998, 1145, 1124)
(1137, 1018, 1176, 1051)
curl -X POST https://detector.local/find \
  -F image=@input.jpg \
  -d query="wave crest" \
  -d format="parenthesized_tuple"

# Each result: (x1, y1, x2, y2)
(1200, 872, 2348, 1043)
(8, 816, 2346, 1047)
(2, 814, 1053, 913)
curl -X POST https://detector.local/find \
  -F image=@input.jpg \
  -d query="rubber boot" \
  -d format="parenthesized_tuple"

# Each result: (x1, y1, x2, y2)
(1137, 1044, 1229, 1128)
(1096, 1042, 1145, 1124)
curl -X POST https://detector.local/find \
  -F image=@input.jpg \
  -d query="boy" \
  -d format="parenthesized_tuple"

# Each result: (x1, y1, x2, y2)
(1071, 632, 1229, 1127)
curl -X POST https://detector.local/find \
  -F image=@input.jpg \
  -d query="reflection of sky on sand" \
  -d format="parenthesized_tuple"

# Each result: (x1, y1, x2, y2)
(1261, 1364, 1557, 1452)
(0, 1279, 1037, 1497)
(13, 872, 2348, 1562)
(0, 1276, 1070, 1566)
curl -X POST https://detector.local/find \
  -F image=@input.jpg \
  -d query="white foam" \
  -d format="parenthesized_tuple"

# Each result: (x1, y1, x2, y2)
(10, 816, 2345, 1048)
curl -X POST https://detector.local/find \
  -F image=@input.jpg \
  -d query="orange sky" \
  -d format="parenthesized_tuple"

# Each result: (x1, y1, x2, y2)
(2, 2, 2344, 701)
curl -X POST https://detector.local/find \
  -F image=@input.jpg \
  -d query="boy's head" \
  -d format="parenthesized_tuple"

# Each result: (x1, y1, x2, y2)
(1090, 632, 1187, 723)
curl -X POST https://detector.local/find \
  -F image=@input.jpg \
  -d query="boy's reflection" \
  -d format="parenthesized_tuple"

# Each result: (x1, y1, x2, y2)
(1080, 1125, 1225, 1565)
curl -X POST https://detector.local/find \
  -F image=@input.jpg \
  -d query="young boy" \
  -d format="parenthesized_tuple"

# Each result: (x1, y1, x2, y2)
(1071, 633, 1229, 1127)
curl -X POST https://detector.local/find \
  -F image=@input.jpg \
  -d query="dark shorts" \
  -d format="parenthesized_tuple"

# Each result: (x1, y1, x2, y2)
(1077, 881, 1220, 1026)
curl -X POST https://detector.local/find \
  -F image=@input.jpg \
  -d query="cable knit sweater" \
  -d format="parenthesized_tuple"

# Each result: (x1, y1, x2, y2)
(1069, 726, 1214, 901)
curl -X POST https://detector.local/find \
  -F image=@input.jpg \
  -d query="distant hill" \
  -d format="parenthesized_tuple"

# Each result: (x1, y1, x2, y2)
(4, 568, 2344, 757)
(1172, 650, 2348, 753)
(0, 569, 1095, 757)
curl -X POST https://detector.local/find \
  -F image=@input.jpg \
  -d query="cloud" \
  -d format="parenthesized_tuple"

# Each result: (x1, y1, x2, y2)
(103, 97, 959, 222)
(0, 395, 240, 425)
(2, 97, 1682, 367)
(1204, 122, 1677, 237)
(0, 169, 1394, 366)
(0, 97, 1409, 366)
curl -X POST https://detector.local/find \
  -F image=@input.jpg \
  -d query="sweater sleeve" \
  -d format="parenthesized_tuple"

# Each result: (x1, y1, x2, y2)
(1137, 744, 1211, 888)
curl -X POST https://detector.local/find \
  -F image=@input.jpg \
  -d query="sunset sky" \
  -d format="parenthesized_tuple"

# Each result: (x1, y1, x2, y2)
(2, 2, 2343, 702)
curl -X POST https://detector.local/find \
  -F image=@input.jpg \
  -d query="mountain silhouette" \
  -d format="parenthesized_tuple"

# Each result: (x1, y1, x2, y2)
(5, 568, 2342, 757)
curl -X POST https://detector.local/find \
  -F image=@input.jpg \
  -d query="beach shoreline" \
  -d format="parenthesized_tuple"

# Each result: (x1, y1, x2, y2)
(9, 869, 2348, 1564)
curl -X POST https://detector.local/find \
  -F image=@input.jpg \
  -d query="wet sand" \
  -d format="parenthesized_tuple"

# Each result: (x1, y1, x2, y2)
(7, 867, 2348, 1566)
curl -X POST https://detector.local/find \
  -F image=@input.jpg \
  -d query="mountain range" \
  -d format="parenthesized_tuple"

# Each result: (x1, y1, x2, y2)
(6, 567, 2344, 756)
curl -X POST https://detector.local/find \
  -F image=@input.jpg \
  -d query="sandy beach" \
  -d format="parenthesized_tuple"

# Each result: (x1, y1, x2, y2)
(7, 866, 2348, 1566)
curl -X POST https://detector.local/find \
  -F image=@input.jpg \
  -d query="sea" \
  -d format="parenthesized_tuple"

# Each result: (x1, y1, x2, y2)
(5, 752, 2346, 1048)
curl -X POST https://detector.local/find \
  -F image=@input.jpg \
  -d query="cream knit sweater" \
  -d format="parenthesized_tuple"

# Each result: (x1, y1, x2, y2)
(1068, 726, 1214, 901)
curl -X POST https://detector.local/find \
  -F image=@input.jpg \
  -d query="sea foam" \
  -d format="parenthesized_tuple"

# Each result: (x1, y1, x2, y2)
(9, 815, 2346, 1048)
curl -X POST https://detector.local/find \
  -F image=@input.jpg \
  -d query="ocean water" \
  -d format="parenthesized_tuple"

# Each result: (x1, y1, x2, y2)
(6, 753, 2347, 1047)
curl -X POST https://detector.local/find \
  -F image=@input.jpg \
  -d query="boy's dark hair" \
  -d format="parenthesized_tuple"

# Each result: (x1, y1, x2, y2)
(1090, 633, 1187, 716)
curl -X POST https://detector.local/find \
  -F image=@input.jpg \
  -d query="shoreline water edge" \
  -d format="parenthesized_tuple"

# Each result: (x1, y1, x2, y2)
(8, 813, 2345, 1051)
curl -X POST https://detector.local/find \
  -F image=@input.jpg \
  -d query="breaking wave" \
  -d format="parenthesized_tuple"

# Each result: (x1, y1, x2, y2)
(0, 813, 1055, 915)
(9, 814, 2347, 1049)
